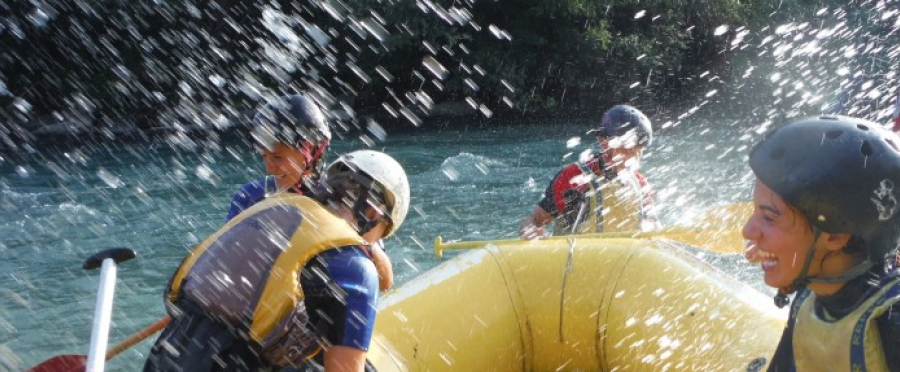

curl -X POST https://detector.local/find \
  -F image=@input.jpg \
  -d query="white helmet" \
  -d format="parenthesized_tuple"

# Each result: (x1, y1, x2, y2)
(327, 150, 410, 238)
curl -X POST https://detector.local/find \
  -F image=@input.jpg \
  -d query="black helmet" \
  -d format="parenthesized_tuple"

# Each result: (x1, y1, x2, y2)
(749, 115, 900, 263)
(593, 104, 653, 146)
(251, 94, 331, 151)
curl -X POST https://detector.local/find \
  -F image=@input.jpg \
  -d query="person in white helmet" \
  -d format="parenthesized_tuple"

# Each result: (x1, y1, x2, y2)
(227, 94, 394, 292)
(144, 150, 410, 372)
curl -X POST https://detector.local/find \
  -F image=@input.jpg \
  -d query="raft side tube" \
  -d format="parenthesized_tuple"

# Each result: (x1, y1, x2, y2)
(370, 248, 529, 371)
(599, 241, 784, 371)
(369, 238, 785, 371)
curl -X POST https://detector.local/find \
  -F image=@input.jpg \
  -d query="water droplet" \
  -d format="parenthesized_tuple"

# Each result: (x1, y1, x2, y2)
(14, 166, 28, 178)
(360, 17, 389, 42)
(422, 56, 448, 80)
(399, 107, 422, 127)
(714, 25, 730, 36)
(375, 66, 395, 83)
(209, 74, 226, 88)
(487, 24, 511, 40)
(97, 168, 124, 188)
(442, 166, 459, 181)
(367, 119, 387, 141)
(195, 164, 217, 185)
(13, 98, 32, 113)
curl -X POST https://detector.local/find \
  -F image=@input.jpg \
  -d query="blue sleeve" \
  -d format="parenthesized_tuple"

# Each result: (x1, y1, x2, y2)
(320, 248, 380, 350)
(226, 178, 267, 221)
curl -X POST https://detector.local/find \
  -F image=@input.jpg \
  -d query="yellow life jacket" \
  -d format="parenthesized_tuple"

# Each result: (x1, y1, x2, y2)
(792, 277, 900, 371)
(166, 194, 366, 344)
(554, 161, 644, 234)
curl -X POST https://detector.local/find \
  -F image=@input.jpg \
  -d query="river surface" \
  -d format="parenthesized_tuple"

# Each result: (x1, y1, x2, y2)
(0, 117, 767, 370)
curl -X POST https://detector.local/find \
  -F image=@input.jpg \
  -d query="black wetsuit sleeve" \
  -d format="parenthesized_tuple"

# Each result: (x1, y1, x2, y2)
(299, 248, 378, 350)
(301, 256, 345, 347)
(766, 322, 793, 372)
(877, 303, 900, 370)
(537, 172, 561, 216)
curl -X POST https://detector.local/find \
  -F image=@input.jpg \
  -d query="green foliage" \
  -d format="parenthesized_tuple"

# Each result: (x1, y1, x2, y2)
(1, 0, 884, 145)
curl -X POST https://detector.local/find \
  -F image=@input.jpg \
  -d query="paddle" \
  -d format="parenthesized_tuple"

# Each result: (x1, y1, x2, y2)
(104, 316, 170, 359)
(434, 202, 752, 258)
(83, 248, 136, 372)
(27, 248, 139, 372)
(27, 316, 170, 372)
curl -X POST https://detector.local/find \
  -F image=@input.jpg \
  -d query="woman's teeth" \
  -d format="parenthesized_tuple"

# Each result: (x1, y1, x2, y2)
(745, 246, 776, 268)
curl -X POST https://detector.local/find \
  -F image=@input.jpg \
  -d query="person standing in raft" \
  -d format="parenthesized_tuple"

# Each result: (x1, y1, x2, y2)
(144, 150, 410, 372)
(743, 115, 900, 371)
(519, 104, 659, 239)
(229, 94, 393, 291)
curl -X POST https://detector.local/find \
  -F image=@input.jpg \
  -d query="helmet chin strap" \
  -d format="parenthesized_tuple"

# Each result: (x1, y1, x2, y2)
(774, 228, 874, 308)
(596, 150, 617, 180)
(773, 229, 820, 308)
(353, 194, 381, 236)
(287, 139, 330, 194)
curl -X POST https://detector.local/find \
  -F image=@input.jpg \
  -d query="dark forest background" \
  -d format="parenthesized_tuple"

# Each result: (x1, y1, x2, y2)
(0, 0, 897, 151)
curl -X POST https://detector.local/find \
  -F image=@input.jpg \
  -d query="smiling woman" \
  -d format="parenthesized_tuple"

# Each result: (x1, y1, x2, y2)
(225, 94, 332, 222)
(743, 115, 900, 371)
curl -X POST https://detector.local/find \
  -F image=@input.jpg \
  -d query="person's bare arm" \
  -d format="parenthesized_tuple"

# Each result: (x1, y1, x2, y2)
(323, 346, 367, 372)
(519, 206, 554, 240)
(368, 243, 394, 291)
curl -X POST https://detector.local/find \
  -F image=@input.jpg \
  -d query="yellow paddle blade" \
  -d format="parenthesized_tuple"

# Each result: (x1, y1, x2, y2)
(433, 202, 753, 258)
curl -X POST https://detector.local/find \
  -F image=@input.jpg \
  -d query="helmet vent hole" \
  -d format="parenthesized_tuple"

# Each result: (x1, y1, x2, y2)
(857, 124, 870, 131)
(770, 147, 785, 160)
(825, 130, 843, 139)
(860, 141, 873, 156)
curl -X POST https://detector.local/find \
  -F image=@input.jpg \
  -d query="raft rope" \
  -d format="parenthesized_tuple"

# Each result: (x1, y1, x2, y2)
(559, 237, 577, 342)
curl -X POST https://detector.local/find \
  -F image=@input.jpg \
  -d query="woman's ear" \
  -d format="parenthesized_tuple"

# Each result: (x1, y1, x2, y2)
(821, 232, 852, 252)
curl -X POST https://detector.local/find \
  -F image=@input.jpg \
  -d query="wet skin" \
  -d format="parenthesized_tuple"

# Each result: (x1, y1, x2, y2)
(742, 179, 853, 296)
(262, 143, 312, 191)
(599, 137, 643, 173)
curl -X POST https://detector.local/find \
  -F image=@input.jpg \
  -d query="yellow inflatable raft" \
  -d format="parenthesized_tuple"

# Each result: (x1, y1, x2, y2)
(368, 237, 784, 371)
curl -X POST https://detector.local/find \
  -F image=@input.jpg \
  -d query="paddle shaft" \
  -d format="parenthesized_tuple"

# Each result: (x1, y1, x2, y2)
(441, 229, 745, 256)
(106, 316, 170, 359)
(27, 248, 140, 372)
(27, 316, 170, 372)
(86, 259, 117, 372)
(434, 202, 752, 258)
(434, 229, 729, 258)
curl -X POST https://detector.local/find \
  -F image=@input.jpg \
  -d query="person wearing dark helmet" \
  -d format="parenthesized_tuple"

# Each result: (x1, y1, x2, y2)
(144, 150, 410, 372)
(226, 94, 332, 221)
(743, 115, 900, 371)
(519, 104, 658, 239)
(228, 94, 394, 292)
